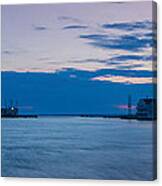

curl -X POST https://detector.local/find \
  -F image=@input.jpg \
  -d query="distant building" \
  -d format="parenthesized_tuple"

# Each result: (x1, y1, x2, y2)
(136, 98, 157, 120)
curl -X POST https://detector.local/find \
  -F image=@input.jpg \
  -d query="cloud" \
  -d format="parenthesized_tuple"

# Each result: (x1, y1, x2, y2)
(3, 50, 13, 55)
(58, 16, 82, 24)
(77, 20, 156, 58)
(109, 54, 155, 62)
(115, 104, 136, 110)
(55, 67, 155, 79)
(69, 58, 106, 64)
(145, 32, 157, 38)
(91, 75, 155, 85)
(37, 57, 52, 61)
(69, 74, 77, 78)
(2, 49, 28, 56)
(33, 25, 48, 31)
(102, 20, 153, 31)
(80, 34, 154, 52)
(110, 2, 126, 4)
(68, 54, 156, 71)
(63, 25, 88, 30)
(116, 64, 144, 70)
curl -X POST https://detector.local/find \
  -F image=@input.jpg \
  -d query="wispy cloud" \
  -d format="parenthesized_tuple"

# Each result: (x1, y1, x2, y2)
(58, 16, 80, 22)
(110, 2, 126, 4)
(63, 25, 88, 30)
(109, 54, 155, 62)
(33, 25, 48, 31)
(37, 57, 52, 61)
(3, 50, 13, 55)
(80, 33, 154, 52)
(115, 104, 136, 110)
(102, 20, 153, 31)
(71, 54, 155, 64)
(55, 67, 155, 79)
(2, 49, 28, 56)
(91, 75, 155, 85)
(69, 58, 106, 64)
(116, 64, 144, 70)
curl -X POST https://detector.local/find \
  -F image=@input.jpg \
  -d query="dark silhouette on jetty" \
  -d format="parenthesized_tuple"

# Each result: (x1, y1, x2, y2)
(80, 96, 157, 121)
(1, 100, 37, 118)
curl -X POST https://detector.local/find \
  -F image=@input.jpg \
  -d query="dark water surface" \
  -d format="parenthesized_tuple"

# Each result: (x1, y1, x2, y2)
(1, 117, 155, 180)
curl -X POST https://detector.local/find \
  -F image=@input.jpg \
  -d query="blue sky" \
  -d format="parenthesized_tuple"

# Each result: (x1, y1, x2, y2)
(1, 1, 157, 114)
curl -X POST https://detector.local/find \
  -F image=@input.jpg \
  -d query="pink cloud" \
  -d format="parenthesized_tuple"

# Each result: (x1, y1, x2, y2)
(115, 104, 136, 110)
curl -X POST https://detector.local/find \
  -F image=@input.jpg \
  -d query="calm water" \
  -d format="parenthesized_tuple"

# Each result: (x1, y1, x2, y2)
(1, 117, 156, 180)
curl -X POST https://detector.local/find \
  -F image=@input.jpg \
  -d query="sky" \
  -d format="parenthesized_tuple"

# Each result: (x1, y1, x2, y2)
(1, 1, 157, 114)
